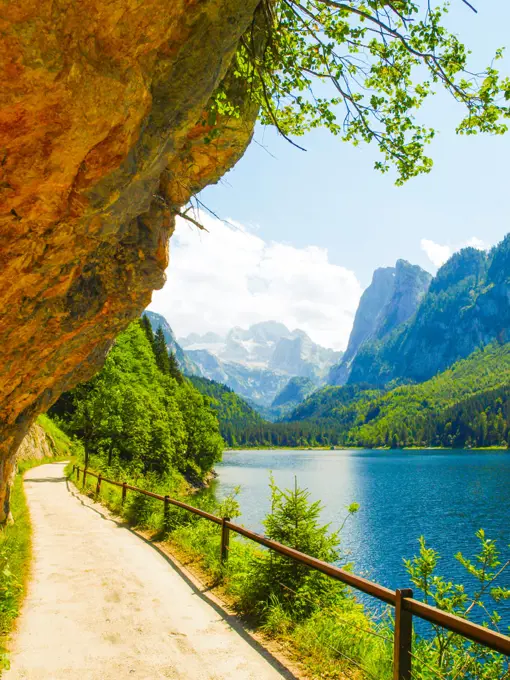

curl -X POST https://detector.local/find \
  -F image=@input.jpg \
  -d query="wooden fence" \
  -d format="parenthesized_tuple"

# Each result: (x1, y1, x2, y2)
(73, 465, 510, 679)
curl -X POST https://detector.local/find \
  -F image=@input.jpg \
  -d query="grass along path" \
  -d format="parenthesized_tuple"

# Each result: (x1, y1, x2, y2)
(0, 470, 31, 674)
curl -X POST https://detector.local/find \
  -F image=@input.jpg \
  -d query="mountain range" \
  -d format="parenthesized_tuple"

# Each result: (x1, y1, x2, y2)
(347, 236, 510, 386)
(277, 234, 510, 446)
(180, 322, 341, 378)
(222, 341, 510, 449)
(146, 233, 510, 448)
(145, 316, 342, 410)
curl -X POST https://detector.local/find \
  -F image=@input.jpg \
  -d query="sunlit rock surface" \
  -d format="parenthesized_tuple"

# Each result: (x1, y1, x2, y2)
(328, 260, 432, 385)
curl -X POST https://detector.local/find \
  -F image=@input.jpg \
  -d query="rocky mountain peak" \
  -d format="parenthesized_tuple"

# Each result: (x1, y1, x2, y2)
(243, 321, 291, 343)
(166, 315, 342, 407)
(375, 260, 432, 338)
(328, 259, 431, 385)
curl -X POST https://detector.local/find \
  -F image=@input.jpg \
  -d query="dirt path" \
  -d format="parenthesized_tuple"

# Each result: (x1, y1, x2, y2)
(5, 463, 292, 680)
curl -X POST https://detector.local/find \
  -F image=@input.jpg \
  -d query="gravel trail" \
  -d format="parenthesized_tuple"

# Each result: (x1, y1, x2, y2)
(5, 462, 291, 680)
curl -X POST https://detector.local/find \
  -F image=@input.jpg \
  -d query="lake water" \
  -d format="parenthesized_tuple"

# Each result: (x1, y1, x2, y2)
(215, 449, 510, 627)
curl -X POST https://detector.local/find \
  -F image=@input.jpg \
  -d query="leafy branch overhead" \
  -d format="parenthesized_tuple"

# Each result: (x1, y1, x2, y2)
(210, 0, 510, 183)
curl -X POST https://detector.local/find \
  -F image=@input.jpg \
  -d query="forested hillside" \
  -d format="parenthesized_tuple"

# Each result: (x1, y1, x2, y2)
(188, 376, 264, 445)
(272, 377, 316, 409)
(188, 375, 338, 447)
(348, 236, 510, 386)
(49, 319, 223, 481)
(287, 384, 382, 422)
(348, 342, 510, 447)
(286, 342, 510, 449)
(171, 343, 510, 450)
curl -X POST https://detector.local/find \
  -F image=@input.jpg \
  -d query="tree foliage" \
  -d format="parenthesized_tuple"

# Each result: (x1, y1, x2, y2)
(256, 477, 358, 618)
(212, 0, 510, 183)
(49, 321, 223, 480)
(407, 531, 510, 679)
(230, 476, 358, 620)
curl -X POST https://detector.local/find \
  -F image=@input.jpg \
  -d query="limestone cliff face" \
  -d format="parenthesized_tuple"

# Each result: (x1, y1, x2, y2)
(16, 424, 56, 463)
(0, 0, 262, 521)
(329, 266, 396, 385)
(375, 260, 432, 339)
(328, 261, 432, 385)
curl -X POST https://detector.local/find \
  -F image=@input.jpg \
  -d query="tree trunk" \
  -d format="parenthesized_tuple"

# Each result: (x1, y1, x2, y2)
(0, 452, 16, 526)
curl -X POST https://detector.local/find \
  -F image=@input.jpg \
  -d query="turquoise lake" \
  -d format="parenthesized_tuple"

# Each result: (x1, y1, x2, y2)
(215, 449, 510, 627)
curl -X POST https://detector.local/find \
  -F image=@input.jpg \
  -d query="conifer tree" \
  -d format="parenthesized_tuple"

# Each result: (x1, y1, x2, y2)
(168, 350, 183, 384)
(140, 314, 155, 349)
(153, 327, 170, 375)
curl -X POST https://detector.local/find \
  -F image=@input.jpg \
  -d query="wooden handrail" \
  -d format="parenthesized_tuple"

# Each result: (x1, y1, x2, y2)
(79, 469, 223, 523)
(404, 597, 510, 653)
(73, 465, 510, 669)
(223, 519, 396, 604)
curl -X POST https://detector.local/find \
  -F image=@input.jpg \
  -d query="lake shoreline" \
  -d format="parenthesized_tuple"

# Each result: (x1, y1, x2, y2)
(224, 445, 510, 452)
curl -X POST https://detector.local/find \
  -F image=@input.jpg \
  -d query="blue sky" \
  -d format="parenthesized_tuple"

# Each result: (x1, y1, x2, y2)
(151, 2, 510, 349)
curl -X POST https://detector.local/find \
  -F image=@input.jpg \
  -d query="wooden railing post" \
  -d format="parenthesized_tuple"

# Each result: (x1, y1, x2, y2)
(394, 588, 413, 680)
(221, 517, 230, 564)
(122, 482, 127, 505)
(82, 467, 87, 489)
(76, 466, 80, 482)
(95, 474, 102, 497)
(164, 496, 170, 532)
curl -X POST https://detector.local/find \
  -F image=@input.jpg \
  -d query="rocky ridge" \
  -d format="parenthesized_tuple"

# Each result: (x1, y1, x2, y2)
(328, 260, 432, 385)
(348, 238, 510, 386)
(179, 321, 341, 407)
(181, 321, 341, 376)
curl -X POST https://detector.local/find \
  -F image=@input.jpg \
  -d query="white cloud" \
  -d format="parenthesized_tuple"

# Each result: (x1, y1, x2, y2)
(420, 239, 452, 268)
(465, 236, 486, 249)
(148, 211, 362, 351)
(420, 236, 488, 268)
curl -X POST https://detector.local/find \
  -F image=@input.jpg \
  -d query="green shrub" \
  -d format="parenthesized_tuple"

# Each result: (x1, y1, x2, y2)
(246, 477, 357, 619)
(406, 531, 510, 679)
(0, 470, 32, 671)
